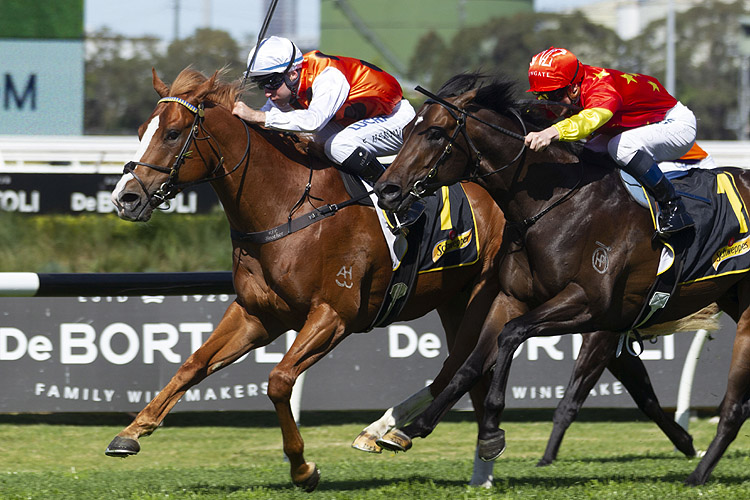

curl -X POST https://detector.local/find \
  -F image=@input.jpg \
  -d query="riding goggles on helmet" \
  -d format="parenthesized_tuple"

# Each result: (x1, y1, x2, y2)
(252, 72, 286, 91)
(533, 87, 569, 102)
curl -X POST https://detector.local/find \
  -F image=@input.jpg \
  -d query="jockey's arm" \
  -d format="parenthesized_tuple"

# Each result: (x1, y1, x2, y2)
(264, 67, 350, 133)
(524, 107, 613, 151)
(553, 108, 614, 141)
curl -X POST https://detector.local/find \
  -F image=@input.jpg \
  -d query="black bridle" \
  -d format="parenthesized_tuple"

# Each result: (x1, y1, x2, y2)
(410, 86, 583, 231)
(409, 85, 528, 198)
(123, 96, 251, 209)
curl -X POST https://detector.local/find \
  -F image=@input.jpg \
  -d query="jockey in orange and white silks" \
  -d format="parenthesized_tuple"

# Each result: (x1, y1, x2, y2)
(524, 47, 715, 237)
(232, 36, 415, 184)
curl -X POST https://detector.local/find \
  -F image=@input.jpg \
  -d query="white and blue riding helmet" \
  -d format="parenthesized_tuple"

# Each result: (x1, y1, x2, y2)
(244, 36, 303, 90)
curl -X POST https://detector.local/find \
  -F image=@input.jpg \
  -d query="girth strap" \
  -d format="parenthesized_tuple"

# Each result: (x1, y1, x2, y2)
(230, 189, 372, 244)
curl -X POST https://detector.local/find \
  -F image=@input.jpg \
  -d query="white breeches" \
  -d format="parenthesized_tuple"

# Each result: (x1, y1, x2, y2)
(315, 99, 416, 164)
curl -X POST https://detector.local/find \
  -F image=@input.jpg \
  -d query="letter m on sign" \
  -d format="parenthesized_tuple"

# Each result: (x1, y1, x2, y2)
(5, 74, 36, 110)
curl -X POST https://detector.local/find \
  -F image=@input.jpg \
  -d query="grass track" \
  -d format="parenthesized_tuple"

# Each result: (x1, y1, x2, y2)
(1, 411, 750, 499)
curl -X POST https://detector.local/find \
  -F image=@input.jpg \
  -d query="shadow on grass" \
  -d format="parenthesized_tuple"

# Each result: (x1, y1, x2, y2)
(0, 408, 694, 428)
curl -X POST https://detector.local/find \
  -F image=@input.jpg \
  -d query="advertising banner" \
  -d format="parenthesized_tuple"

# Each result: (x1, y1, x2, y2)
(0, 172, 219, 214)
(0, 292, 735, 413)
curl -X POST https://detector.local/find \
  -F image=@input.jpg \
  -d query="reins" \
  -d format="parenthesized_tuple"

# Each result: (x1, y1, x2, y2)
(129, 94, 373, 244)
(411, 85, 528, 197)
(412, 85, 582, 230)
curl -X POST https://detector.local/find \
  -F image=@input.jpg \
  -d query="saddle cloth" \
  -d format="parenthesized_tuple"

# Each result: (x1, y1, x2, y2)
(371, 183, 480, 274)
(623, 168, 750, 285)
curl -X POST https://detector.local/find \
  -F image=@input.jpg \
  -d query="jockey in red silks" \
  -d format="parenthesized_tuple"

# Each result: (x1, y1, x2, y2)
(232, 36, 416, 186)
(524, 47, 715, 237)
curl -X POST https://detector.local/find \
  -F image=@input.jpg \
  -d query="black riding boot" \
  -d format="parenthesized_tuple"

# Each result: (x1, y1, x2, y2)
(340, 147, 425, 231)
(622, 150, 694, 236)
(340, 147, 386, 184)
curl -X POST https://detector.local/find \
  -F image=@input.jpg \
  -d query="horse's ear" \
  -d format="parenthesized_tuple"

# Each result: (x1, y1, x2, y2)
(195, 70, 219, 102)
(152, 68, 170, 98)
(454, 89, 478, 108)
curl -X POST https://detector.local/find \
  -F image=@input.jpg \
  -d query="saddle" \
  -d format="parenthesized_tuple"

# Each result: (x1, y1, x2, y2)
(338, 172, 480, 330)
(618, 167, 750, 344)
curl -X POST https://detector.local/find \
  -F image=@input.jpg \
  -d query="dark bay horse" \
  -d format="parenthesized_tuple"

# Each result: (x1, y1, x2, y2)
(105, 67, 508, 491)
(105, 68, 695, 490)
(374, 73, 745, 485)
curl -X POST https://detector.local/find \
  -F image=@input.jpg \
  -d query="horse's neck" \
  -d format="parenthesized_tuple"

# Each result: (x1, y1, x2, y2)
(210, 126, 342, 233)
(485, 148, 587, 221)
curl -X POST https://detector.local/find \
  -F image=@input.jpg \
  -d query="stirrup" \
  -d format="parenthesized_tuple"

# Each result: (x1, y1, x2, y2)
(391, 201, 426, 235)
(657, 200, 694, 236)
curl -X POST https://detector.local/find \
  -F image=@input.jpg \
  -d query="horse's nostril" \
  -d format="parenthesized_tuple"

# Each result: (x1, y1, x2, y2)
(378, 183, 402, 199)
(120, 192, 140, 205)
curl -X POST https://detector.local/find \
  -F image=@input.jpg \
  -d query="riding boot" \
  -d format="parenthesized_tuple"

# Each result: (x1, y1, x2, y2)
(339, 147, 386, 185)
(340, 147, 425, 231)
(622, 150, 694, 236)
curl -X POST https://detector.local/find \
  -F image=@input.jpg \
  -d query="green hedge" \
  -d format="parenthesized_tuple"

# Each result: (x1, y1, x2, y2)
(0, 210, 232, 273)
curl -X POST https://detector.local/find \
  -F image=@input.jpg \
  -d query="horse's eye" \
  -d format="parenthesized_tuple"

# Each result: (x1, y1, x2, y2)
(426, 129, 444, 142)
(165, 129, 181, 141)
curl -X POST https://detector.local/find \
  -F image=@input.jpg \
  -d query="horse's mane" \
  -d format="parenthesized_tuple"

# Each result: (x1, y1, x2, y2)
(169, 66, 240, 109)
(435, 71, 581, 153)
(167, 66, 315, 158)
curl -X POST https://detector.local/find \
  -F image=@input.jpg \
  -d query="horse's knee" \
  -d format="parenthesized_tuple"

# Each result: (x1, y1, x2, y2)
(267, 367, 295, 404)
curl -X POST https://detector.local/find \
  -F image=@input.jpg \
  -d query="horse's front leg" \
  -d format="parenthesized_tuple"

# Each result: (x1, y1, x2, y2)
(479, 284, 593, 461)
(267, 303, 347, 492)
(380, 292, 520, 450)
(105, 301, 272, 456)
(354, 273, 499, 455)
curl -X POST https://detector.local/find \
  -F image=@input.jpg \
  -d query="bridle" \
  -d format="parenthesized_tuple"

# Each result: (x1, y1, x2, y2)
(410, 85, 528, 198)
(408, 86, 583, 231)
(123, 96, 251, 208)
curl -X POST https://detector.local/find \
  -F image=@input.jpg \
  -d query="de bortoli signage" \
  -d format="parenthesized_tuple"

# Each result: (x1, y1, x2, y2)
(0, 40, 84, 135)
(0, 293, 735, 413)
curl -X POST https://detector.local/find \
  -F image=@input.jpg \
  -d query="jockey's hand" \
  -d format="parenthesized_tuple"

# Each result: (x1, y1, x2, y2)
(524, 127, 559, 152)
(232, 102, 266, 124)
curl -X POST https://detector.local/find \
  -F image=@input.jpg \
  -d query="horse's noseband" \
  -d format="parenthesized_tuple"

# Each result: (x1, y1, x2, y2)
(411, 111, 479, 198)
(409, 86, 528, 199)
(125, 96, 247, 209)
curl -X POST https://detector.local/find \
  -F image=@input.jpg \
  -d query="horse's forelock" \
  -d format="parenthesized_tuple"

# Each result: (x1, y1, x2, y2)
(169, 67, 239, 108)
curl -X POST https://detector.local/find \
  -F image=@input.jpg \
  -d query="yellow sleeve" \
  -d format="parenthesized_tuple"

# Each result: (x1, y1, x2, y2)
(552, 108, 614, 142)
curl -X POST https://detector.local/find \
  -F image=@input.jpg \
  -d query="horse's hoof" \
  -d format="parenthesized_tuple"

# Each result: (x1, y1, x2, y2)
(376, 428, 412, 452)
(351, 431, 383, 453)
(478, 429, 506, 462)
(293, 464, 321, 492)
(105, 436, 140, 457)
(536, 457, 553, 467)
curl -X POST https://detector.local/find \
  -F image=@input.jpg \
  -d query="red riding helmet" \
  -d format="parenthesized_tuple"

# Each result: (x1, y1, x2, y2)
(527, 47, 582, 93)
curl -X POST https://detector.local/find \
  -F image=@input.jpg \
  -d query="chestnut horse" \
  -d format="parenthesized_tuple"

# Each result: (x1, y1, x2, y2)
(105, 68, 693, 490)
(374, 73, 746, 485)
(105, 67, 508, 491)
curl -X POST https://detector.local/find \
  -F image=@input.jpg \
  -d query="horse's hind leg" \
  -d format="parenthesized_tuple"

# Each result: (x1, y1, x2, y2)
(105, 301, 272, 456)
(686, 292, 750, 485)
(608, 338, 695, 458)
(538, 331, 615, 466)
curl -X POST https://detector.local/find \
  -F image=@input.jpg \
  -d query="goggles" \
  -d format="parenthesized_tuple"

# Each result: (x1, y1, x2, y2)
(252, 72, 286, 91)
(533, 87, 569, 102)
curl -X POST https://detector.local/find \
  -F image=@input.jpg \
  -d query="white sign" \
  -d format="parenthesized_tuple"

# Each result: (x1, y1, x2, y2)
(0, 40, 84, 135)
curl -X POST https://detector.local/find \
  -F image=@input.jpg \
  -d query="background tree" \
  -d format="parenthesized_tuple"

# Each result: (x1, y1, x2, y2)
(407, 2, 747, 140)
(85, 28, 259, 134)
(630, 0, 744, 139)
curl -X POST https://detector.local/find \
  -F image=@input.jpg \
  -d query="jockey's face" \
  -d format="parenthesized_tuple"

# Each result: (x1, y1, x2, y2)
(265, 69, 299, 105)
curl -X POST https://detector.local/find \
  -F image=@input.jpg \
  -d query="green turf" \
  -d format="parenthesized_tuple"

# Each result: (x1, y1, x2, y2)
(0, 411, 749, 499)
